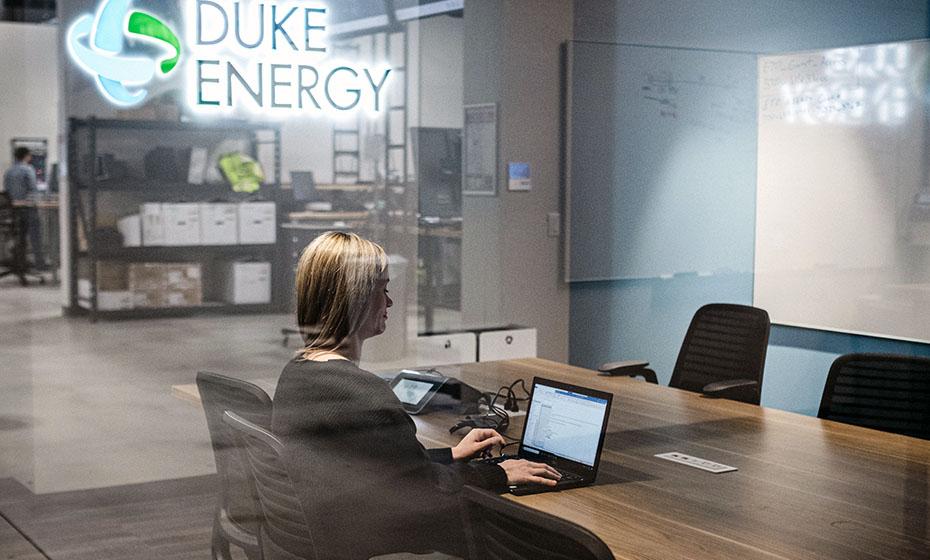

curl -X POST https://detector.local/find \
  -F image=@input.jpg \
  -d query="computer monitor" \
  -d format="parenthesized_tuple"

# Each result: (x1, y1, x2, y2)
(411, 127, 462, 220)
(291, 171, 317, 202)
(48, 163, 59, 193)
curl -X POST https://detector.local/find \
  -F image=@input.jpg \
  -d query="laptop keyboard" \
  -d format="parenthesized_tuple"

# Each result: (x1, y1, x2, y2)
(557, 471, 583, 483)
(476, 456, 583, 484)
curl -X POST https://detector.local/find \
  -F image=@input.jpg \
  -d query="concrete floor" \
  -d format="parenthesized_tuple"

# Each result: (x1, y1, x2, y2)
(0, 279, 297, 494)
(0, 278, 463, 495)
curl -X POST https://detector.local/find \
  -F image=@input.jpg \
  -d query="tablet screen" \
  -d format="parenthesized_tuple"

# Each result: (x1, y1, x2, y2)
(392, 378, 435, 405)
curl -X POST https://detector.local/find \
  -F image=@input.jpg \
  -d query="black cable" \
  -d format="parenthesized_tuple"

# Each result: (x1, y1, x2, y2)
(449, 378, 530, 435)
(508, 378, 531, 401)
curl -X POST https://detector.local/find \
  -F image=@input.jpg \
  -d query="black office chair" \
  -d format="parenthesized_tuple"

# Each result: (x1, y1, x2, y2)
(222, 410, 317, 560)
(600, 303, 771, 404)
(459, 486, 614, 560)
(0, 192, 39, 286)
(818, 353, 930, 440)
(197, 372, 273, 560)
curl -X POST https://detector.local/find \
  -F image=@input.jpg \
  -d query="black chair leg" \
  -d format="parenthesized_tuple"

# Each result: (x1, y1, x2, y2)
(212, 521, 233, 560)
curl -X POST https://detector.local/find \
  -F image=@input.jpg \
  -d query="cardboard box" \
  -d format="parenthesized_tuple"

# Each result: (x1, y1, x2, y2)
(222, 262, 271, 304)
(163, 263, 203, 306)
(82, 261, 128, 291)
(129, 263, 202, 308)
(78, 279, 134, 311)
(98, 261, 128, 291)
(129, 263, 165, 308)
(200, 203, 239, 245)
(238, 202, 276, 244)
(164, 203, 202, 246)
(117, 215, 142, 247)
(141, 203, 166, 246)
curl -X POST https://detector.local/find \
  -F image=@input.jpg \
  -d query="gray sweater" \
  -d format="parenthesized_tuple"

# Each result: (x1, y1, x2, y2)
(272, 358, 506, 559)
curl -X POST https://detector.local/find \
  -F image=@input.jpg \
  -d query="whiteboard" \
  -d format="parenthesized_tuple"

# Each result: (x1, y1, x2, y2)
(566, 41, 757, 282)
(755, 39, 930, 343)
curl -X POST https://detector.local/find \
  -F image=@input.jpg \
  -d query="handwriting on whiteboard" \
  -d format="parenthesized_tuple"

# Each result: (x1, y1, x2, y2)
(641, 70, 754, 133)
(760, 44, 911, 125)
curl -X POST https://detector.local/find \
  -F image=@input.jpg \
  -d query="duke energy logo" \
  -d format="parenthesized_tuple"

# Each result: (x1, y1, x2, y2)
(67, 0, 182, 106)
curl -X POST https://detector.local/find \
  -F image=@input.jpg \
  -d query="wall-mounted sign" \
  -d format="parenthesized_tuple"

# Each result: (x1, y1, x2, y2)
(508, 162, 531, 192)
(67, 0, 182, 106)
(67, 0, 392, 118)
(463, 103, 497, 196)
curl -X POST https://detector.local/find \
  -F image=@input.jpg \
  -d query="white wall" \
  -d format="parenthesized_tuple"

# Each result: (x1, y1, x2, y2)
(463, 0, 573, 361)
(0, 22, 59, 170)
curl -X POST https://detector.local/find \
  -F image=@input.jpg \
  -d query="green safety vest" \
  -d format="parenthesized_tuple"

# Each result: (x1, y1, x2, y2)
(218, 152, 265, 193)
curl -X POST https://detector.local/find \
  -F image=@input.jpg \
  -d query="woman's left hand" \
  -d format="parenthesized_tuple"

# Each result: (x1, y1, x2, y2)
(451, 428, 506, 461)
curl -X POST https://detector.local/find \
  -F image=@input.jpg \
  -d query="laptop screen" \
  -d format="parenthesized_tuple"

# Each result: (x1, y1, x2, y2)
(521, 382, 611, 467)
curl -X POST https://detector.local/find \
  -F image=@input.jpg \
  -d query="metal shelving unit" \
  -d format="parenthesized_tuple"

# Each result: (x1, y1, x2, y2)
(332, 42, 363, 185)
(67, 118, 283, 321)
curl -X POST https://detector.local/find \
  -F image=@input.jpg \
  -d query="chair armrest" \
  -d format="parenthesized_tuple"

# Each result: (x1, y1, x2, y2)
(702, 379, 758, 397)
(598, 360, 658, 384)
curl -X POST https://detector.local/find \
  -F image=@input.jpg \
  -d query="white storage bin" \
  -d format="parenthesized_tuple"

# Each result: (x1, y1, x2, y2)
(78, 279, 134, 311)
(478, 328, 537, 361)
(141, 203, 166, 246)
(415, 332, 477, 367)
(200, 203, 239, 245)
(117, 214, 141, 247)
(221, 261, 271, 304)
(238, 202, 276, 244)
(164, 203, 202, 246)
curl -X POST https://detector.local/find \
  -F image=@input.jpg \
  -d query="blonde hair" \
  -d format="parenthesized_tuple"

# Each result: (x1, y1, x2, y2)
(295, 231, 387, 359)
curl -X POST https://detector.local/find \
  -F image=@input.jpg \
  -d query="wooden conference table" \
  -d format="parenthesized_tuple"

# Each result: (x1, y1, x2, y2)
(173, 358, 930, 560)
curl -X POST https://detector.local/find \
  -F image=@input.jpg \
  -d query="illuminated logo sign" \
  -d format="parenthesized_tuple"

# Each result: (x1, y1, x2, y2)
(67, 0, 391, 118)
(187, 1, 391, 117)
(67, 0, 182, 106)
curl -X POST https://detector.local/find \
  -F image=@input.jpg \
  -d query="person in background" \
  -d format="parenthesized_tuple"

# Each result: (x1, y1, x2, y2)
(272, 231, 560, 559)
(2, 147, 45, 270)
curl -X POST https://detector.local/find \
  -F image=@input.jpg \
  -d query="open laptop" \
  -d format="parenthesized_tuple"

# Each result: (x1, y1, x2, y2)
(479, 377, 613, 495)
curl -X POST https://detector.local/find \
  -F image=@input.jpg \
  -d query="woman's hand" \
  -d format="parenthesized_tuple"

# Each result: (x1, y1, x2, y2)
(451, 428, 506, 461)
(499, 460, 562, 486)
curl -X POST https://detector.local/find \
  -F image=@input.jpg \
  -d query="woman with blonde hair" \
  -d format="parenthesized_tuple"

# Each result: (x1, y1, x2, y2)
(272, 232, 560, 559)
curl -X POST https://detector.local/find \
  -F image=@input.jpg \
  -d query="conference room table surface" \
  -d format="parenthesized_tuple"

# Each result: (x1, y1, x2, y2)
(173, 358, 930, 560)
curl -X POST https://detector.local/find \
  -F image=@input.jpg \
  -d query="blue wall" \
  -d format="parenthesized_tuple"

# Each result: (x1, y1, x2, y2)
(569, 0, 930, 415)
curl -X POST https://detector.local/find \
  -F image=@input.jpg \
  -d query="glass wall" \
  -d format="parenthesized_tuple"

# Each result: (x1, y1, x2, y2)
(0, 0, 490, 552)
(0, 0, 575, 557)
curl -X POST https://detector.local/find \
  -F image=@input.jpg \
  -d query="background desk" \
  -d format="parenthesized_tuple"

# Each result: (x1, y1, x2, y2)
(173, 358, 930, 560)
(11, 197, 59, 279)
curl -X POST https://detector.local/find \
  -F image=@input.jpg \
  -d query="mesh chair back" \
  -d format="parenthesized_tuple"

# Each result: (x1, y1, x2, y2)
(818, 353, 930, 440)
(196, 371, 272, 533)
(223, 411, 316, 560)
(0, 192, 13, 222)
(460, 486, 614, 560)
(670, 303, 770, 404)
(0, 193, 13, 257)
(0, 192, 16, 241)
